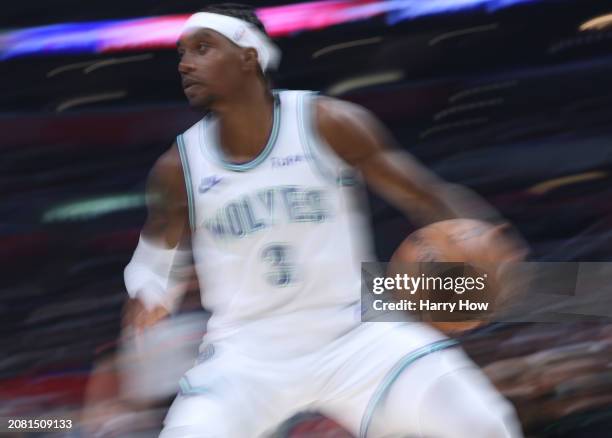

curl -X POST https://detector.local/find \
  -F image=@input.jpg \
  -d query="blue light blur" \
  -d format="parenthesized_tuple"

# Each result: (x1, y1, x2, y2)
(0, 0, 544, 60)
(386, 0, 540, 25)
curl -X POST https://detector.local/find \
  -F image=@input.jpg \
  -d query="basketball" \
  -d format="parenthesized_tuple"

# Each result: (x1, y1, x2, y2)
(390, 219, 527, 333)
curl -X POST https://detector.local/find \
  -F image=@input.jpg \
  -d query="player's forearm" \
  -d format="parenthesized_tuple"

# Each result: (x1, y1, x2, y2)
(427, 181, 506, 225)
(361, 149, 504, 226)
(368, 166, 502, 226)
(124, 234, 192, 313)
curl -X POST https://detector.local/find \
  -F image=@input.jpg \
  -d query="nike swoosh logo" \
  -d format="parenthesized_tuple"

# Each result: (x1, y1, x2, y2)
(199, 176, 222, 194)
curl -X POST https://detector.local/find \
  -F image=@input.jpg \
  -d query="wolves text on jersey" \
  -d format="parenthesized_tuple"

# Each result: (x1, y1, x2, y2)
(202, 186, 331, 239)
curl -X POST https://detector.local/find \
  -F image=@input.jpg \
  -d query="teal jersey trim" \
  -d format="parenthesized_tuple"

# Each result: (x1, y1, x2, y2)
(201, 92, 282, 172)
(297, 91, 337, 183)
(176, 134, 196, 232)
(359, 338, 460, 438)
(179, 376, 209, 395)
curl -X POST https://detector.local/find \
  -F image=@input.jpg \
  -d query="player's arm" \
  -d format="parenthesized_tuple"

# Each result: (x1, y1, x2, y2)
(123, 143, 192, 331)
(141, 143, 190, 246)
(315, 97, 503, 226)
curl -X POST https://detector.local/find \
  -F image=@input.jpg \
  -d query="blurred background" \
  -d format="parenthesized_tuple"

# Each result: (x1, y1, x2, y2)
(1, 0, 612, 436)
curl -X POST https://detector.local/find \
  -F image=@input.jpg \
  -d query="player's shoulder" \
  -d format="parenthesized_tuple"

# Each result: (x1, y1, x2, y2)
(155, 143, 182, 173)
(313, 95, 378, 137)
(308, 94, 382, 159)
(148, 143, 186, 197)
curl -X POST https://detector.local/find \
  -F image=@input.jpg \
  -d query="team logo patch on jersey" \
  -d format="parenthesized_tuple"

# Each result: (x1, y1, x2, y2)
(199, 175, 223, 194)
(271, 154, 307, 168)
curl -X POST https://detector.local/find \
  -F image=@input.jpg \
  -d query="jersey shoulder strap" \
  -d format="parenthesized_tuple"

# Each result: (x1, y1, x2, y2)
(175, 118, 204, 232)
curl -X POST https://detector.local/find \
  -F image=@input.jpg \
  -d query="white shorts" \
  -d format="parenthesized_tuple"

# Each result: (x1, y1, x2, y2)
(161, 322, 521, 438)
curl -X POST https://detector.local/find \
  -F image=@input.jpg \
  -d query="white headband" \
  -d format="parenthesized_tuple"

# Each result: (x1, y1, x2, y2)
(181, 12, 281, 72)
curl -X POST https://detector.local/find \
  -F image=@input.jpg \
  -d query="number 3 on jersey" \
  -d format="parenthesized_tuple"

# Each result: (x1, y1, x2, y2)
(261, 243, 297, 287)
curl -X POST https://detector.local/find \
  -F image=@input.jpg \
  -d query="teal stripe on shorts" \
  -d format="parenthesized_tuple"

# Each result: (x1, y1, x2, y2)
(359, 338, 460, 438)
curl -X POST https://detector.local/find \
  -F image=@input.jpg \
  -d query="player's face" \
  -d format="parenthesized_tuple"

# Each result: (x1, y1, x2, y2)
(177, 28, 245, 110)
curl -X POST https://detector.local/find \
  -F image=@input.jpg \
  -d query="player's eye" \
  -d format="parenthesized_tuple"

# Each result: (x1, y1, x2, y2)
(198, 43, 210, 53)
(177, 50, 185, 60)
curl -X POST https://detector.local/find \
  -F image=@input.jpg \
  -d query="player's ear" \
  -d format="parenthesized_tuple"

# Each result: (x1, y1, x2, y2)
(241, 48, 259, 73)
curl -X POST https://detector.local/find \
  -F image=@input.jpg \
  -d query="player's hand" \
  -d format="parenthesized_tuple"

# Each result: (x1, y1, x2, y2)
(122, 298, 170, 333)
(440, 221, 529, 310)
(122, 298, 170, 357)
(124, 298, 169, 330)
(479, 223, 530, 305)
(447, 221, 527, 269)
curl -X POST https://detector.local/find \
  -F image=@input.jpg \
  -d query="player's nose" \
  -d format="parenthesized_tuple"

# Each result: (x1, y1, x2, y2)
(178, 57, 196, 74)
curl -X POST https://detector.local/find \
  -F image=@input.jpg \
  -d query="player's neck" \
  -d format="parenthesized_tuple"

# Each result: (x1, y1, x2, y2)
(214, 84, 275, 163)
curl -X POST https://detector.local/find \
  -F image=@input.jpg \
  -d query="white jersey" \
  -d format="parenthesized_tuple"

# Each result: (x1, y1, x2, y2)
(177, 90, 375, 358)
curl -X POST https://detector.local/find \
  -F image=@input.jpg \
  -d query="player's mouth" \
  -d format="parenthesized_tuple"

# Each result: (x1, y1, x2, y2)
(182, 79, 203, 92)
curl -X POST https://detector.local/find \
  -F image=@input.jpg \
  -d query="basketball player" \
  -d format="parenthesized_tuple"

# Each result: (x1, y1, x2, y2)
(124, 4, 524, 437)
